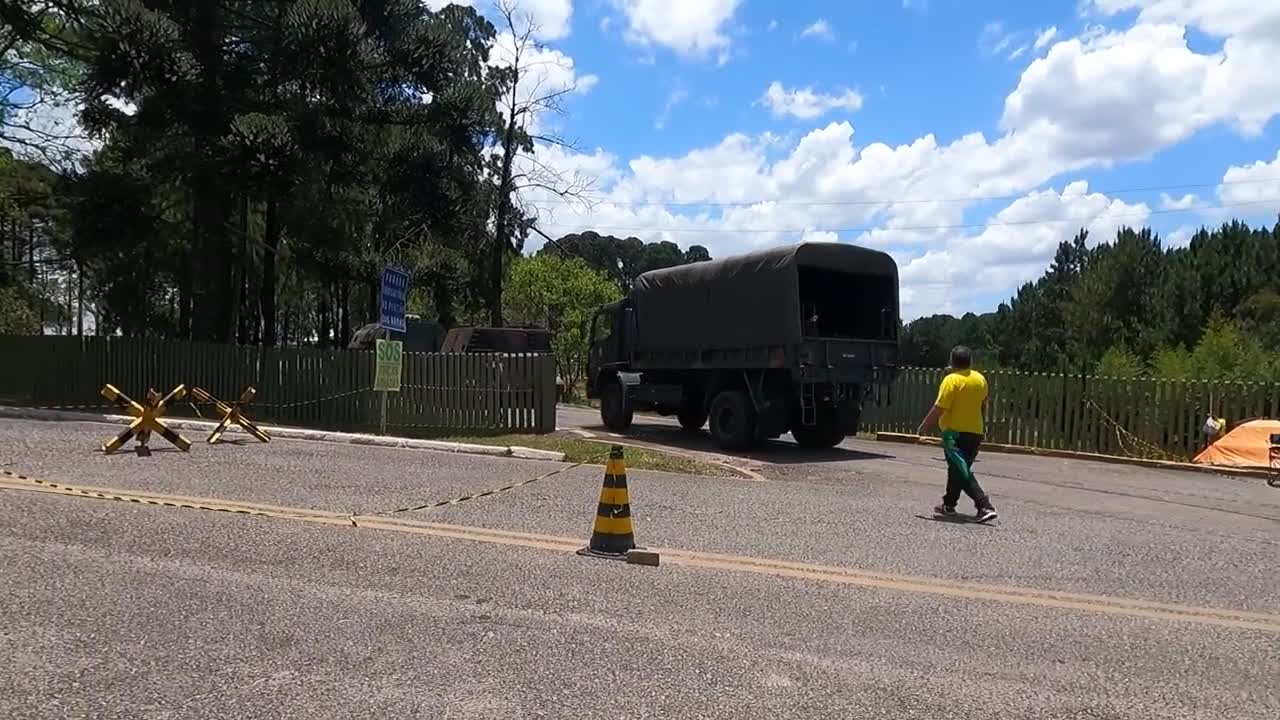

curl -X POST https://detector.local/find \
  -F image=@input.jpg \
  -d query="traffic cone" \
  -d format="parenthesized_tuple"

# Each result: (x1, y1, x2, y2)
(577, 445, 637, 560)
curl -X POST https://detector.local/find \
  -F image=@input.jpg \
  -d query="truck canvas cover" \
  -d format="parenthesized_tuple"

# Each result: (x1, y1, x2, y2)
(629, 242, 898, 352)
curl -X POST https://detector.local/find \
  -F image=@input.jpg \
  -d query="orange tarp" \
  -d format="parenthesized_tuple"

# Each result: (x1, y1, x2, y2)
(1192, 419, 1280, 468)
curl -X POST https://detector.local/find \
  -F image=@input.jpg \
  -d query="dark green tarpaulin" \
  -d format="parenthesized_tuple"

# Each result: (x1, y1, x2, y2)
(629, 242, 898, 352)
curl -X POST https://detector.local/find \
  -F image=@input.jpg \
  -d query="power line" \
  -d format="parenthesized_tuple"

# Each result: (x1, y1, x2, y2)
(528, 176, 1280, 208)
(531, 198, 1280, 235)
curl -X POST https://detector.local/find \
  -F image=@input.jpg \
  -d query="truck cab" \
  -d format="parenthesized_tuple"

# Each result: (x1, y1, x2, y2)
(587, 300, 629, 386)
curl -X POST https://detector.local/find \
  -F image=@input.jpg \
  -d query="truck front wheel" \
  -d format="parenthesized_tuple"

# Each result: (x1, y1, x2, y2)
(600, 383, 634, 432)
(709, 389, 757, 450)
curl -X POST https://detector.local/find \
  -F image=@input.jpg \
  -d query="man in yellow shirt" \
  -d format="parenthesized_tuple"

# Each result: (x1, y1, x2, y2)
(916, 346, 998, 523)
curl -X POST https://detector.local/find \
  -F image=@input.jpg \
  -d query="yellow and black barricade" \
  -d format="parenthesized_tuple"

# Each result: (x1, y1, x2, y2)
(190, 386, 270, 444)
(100, 384, 191, 455)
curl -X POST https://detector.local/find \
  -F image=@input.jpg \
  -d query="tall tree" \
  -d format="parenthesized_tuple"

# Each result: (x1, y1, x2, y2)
(505, 253, 621, 397)
(537, 231, 711, 291)
(1062, 227, 1168, 362)
(485, 0, 590, 326)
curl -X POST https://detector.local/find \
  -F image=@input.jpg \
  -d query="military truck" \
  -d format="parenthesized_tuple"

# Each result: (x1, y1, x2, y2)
(585, 242, 900, 450)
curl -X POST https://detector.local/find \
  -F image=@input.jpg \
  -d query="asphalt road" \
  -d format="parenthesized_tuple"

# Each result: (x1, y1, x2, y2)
(2, 417, 1278, 719)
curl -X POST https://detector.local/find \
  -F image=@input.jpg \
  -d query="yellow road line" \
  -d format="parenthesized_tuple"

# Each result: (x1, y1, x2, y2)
(3, 472, 1278, 633)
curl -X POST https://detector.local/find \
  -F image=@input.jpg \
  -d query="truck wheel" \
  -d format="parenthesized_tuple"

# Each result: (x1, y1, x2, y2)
(791, 412, 844, 449)
(709, 389, 757, 450)
(677, 405, 708, 431)
(600, 383, 633, 432)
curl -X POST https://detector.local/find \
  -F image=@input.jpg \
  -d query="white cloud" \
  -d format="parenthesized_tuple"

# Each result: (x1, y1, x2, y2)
(1080, 2, 1280, 137)
(516, 117, 1172, 316)
(1002, 22, 1280, 165)
(800, 19, 834, 41)
(979, 21, 1019, 57)
(1086, 0, 1280, 38)
(1, 90, 97, 171)
(611, 0, 743, 59)
(1160, 192, 1199, 210)
(894, 182, 1151, 314)
(655, 85, 688, 130)
(801, 229, 839, 243)
(520, 0, 574, 39)
(1166, 224, 1197, 247)
(103, 95, 137, 116)
(492, 32, 598, 104)
(1008, 44, 1029, 60)
(1217, 150, 1280, 215)
(1033, 26, 1059, 50)
(759, 82, 863, 120)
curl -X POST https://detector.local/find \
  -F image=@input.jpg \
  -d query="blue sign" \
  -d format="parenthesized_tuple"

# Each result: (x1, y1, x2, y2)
(379, 266, 410, 333)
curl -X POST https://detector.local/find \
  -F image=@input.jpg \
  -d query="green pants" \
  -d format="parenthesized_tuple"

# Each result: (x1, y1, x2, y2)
(941, 430, 993, 510)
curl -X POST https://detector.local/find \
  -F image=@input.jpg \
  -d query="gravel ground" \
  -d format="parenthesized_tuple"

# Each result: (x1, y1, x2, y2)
(3, 491, 1277, 720)
(2, 418, 1277, 615)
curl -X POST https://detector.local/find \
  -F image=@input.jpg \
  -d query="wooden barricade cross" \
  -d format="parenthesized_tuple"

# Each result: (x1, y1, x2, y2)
(100, 384, 191, 455)
(190, 386, 270, 444)
(133, 388, 162, 456)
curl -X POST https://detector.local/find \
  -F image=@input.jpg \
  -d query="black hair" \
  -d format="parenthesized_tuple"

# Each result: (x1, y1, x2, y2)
(950, 345, 973, 370)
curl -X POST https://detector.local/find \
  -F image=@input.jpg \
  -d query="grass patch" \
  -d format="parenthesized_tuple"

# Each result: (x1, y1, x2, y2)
(444, 432, 740, 478)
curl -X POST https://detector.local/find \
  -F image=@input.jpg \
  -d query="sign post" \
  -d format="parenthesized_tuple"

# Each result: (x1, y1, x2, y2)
(374, 339, 403, 436)
(376, 265, 408, 436)
(380, 265, 410, 333)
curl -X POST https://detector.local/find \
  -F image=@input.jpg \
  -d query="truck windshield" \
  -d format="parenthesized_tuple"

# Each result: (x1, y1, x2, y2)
(592, 311, 613, 343)
(797, 265, 896, 341)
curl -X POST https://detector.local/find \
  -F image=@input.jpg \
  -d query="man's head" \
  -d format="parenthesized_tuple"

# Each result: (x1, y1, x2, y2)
(949, 345, 973, 370)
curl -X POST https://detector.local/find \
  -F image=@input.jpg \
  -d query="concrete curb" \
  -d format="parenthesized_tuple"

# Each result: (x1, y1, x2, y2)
(0, 405, 566, 463)
(874, 431, 1275, 481)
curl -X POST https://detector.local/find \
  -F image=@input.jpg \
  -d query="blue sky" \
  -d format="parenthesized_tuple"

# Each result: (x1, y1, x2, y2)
(486, 0, 1280, 320)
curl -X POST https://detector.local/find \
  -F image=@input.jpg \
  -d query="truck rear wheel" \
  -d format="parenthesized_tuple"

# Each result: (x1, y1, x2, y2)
(600, 383, 633, 432)
(791, 410, 845, 449)
(709, 389, 757, 450)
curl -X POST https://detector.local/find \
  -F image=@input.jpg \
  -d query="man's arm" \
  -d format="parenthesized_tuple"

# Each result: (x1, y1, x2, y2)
(919, 377, 953, 436)
(917, 404, 943, 437)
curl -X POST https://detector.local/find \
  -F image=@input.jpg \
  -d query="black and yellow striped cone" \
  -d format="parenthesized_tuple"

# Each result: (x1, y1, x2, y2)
(577, 445, 636, 559)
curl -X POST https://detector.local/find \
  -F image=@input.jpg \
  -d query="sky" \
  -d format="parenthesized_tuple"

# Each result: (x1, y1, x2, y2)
(459, 0, 1280, 320)
(8, 1, 1280, 322)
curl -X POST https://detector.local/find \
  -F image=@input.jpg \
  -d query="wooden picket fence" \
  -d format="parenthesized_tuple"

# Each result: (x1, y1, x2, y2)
(0, 335, 557, 435)
(862, 367, 1280, 460)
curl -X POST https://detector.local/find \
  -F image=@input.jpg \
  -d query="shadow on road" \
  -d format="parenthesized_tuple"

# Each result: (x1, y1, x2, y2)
(912, 514, 1000, 529)
(580, 421, 897, 465)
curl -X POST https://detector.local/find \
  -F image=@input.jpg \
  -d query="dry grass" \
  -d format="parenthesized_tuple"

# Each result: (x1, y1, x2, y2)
(445, 432, 740, 477)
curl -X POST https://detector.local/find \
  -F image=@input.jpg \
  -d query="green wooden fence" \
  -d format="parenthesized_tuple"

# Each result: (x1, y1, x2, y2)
(861, 367, 1280, 460)
(0, 335, 557, 435)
